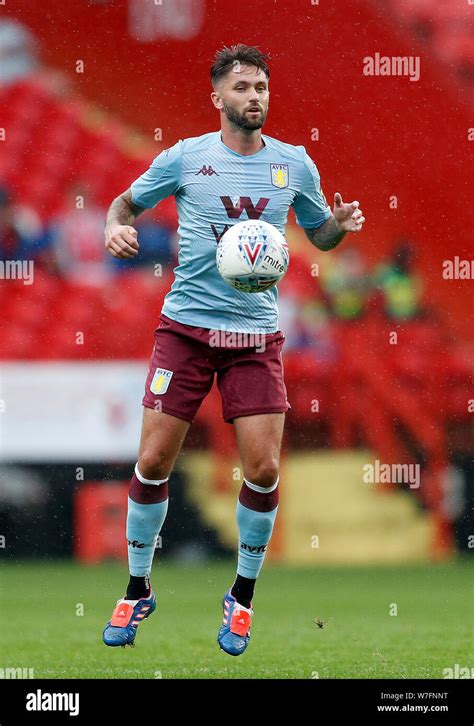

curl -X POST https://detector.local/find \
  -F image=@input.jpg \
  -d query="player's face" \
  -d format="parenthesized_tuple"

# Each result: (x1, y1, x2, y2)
(217, 65, 269, 130)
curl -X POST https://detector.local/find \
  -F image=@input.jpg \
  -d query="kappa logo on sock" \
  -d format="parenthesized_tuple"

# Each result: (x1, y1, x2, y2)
(150, 367, 173, 395)
(127, 540, 145, 548)
(240, 542, 267, 553)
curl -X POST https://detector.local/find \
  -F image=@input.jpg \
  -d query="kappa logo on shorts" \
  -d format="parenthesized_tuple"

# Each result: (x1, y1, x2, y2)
(150, 368, 173, 395)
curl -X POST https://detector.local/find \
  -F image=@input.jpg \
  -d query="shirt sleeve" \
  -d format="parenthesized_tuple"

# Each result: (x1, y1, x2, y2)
(292, 147, 332, 229)
(130, 140, 183, 209)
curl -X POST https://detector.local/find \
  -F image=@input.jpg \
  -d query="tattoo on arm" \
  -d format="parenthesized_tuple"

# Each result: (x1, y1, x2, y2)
(105, 189, 145, 228)
(304, 215, 346, 251)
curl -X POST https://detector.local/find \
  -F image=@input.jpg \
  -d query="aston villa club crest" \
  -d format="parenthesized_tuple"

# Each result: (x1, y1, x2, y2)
(150, 368, 173, 395)
(270, 163, 289, 189)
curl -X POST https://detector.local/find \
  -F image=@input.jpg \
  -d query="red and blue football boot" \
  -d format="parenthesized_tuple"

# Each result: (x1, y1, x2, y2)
(102, 589, 156, 647)
(217, 589, 253, 656)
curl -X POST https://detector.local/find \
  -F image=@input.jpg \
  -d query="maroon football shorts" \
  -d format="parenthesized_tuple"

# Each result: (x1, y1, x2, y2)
(142, 313, 291, 424)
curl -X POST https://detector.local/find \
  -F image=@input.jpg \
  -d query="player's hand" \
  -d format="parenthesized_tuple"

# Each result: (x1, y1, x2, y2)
(104, 224, 139, 258)
(333, 193, 365, 233)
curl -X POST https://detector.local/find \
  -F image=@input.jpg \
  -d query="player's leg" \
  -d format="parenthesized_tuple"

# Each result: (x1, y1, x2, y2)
(232, 411, 284, 595)
(123, 316, 214, 598)
(103, 409, 189, 647)
(216, 332, 289, 654)
(103, 316, 215, 646)
(217, 412, 284, 655)
(126, 408, 190, 598)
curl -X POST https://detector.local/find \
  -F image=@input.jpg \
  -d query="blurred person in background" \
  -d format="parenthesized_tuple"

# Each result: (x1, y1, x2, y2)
(47, 184, 111, 285)
(373, 241, 423, 321)
(0, 186, 48, 266)
(0, 19, 37, 87)
(278, 253, 338, 362)
(319, 246, 369, 320)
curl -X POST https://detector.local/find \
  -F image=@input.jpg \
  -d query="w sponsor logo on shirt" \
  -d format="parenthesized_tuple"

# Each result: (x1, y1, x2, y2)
(220, 196, 269, 219)
(210, 197, 271, 243)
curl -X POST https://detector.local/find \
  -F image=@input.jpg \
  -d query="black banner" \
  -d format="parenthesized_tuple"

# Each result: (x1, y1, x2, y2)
(0, 679, 471, 724)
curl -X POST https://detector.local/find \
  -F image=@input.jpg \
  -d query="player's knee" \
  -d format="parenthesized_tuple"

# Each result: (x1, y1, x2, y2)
(245, 459, 279, 489)
(137, 450, 173, 481)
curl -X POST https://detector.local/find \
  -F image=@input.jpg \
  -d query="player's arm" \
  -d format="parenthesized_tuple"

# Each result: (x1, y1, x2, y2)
(292, 148, 365, 252)
(105, 140, 183, 260)
(104, 189, 144, 259)
(304, 193, 365, 252)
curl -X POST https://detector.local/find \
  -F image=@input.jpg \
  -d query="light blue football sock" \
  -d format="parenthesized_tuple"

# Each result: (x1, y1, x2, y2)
(126, 466, 169, 578)
(236, 477, 279, 580)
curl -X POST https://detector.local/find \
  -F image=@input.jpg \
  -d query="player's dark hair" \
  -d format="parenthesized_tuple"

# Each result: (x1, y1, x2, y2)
(210, 44, 270, 87)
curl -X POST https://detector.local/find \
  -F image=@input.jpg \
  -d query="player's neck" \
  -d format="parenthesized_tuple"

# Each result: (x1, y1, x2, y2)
(220, 126, 264, 156)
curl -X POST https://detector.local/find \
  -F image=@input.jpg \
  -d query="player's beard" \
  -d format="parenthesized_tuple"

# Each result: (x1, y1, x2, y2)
(222, 101, 267, 131)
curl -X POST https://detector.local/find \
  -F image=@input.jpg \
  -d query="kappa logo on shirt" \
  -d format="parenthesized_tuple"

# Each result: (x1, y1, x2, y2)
(150, 368, 174, 395)
(195, 165, 219, 176)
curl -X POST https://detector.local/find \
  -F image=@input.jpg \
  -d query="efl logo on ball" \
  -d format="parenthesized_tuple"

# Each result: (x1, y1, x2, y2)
(216, 220, 289, 293)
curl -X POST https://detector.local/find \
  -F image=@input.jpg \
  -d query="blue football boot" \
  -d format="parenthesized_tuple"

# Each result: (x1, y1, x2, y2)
(217, 589, 253, 656)
(102, 589, 156, 647)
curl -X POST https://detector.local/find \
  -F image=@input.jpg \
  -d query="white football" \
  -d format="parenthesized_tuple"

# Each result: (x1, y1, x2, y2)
(216, 220, 289, 293)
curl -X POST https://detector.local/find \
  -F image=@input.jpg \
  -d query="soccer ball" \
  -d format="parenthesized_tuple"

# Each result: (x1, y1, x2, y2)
(216, 220, 289, 293)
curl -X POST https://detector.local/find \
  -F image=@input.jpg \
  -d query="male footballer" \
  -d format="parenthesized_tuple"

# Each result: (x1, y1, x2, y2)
(102, 44, 365, 656)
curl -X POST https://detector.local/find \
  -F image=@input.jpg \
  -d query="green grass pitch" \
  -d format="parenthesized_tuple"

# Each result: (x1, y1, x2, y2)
(1, 560, 472, 679)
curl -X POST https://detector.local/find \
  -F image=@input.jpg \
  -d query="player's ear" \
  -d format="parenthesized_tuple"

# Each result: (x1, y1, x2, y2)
(211, 91, 223, 110)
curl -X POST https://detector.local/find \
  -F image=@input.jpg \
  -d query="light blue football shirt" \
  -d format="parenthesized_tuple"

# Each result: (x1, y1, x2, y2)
(130, 131, 331, 333)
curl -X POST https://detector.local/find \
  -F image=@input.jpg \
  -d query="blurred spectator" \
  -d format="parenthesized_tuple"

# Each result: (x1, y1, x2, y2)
(279, 253, 324, 349)
(278, 251, 340, 362)
(373, 241, 423, 321)
(110, 216, 175, 274)
(0, 186, 48, 264)
(47, 185, 110, 285)
(319, 247, 369, 320)
(0, 20, 37, 87)
(279, 294, 313, 350)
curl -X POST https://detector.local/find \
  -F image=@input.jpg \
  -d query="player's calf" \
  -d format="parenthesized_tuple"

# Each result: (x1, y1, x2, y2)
(102, 464, 169, 647)
(218, 475, 279, 655)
